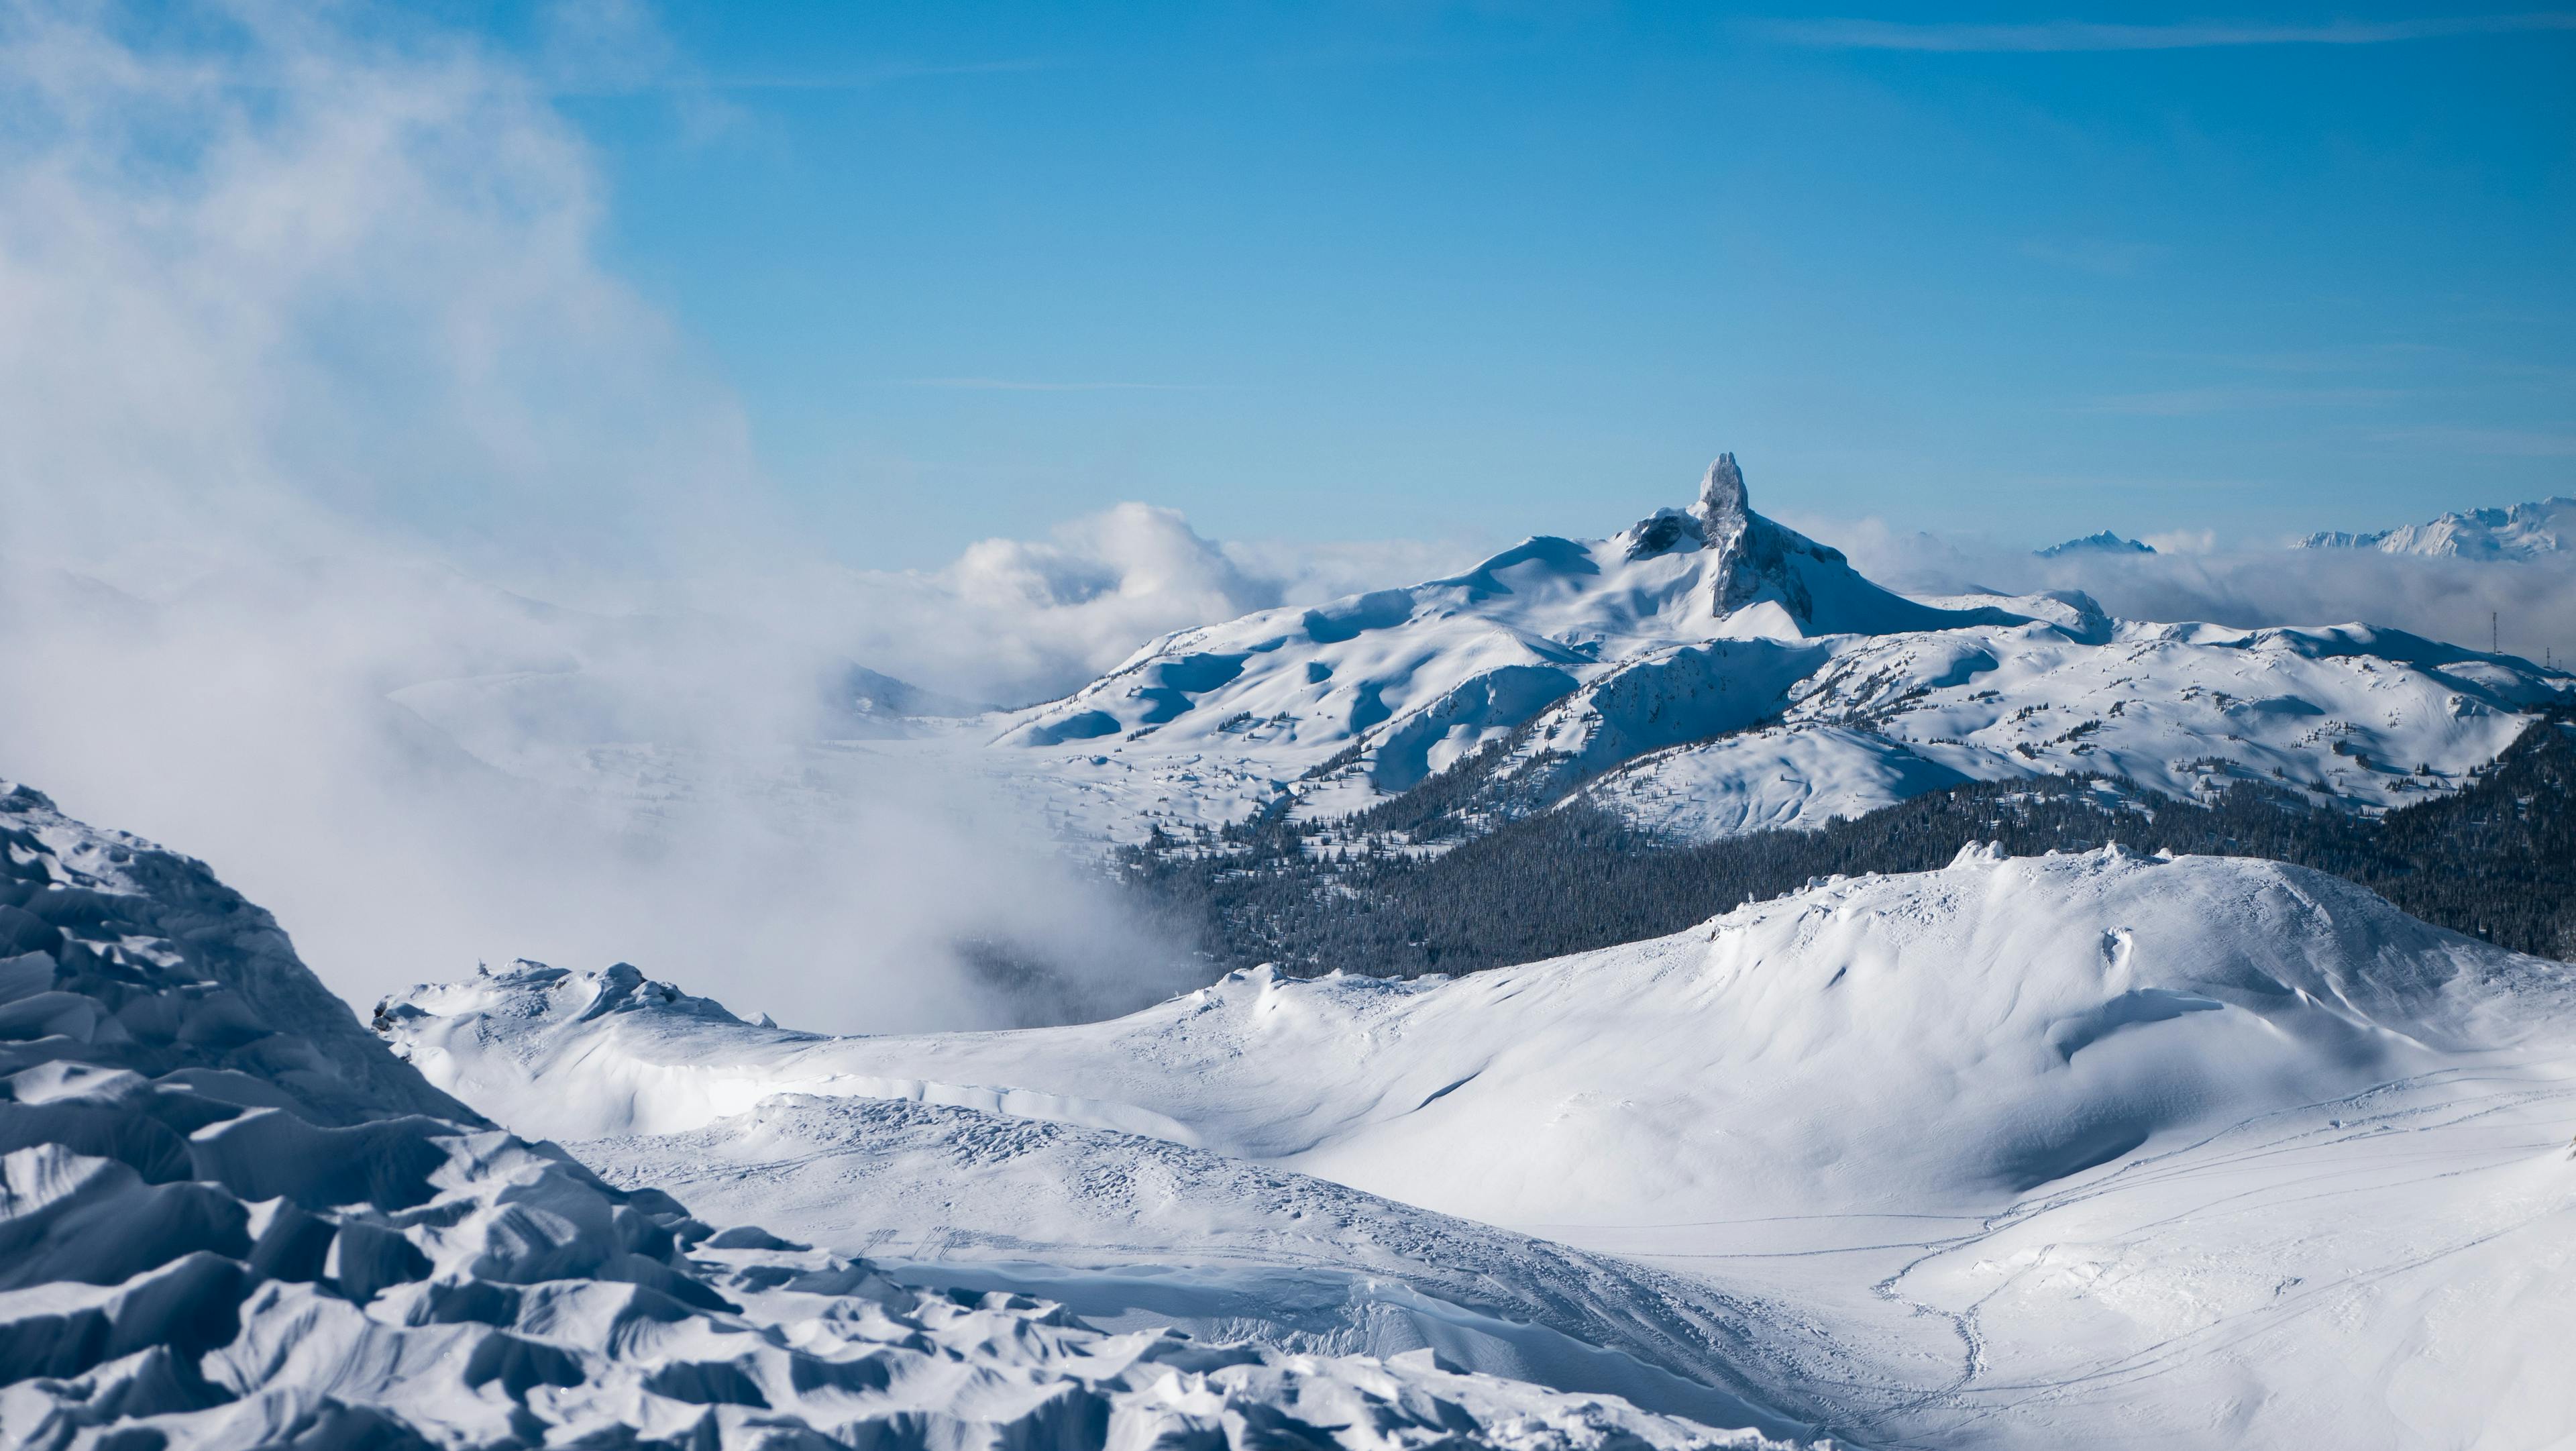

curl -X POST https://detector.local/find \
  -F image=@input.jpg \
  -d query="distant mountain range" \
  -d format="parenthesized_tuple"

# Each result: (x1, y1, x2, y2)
(2297, 495, 2573, 559)
(988, 455, 2569, 847)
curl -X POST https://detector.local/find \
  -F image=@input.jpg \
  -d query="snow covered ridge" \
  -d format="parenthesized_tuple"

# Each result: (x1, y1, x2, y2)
(983, 455, 2571, 845)
(0, 782, 1815, 1451)
(383, 847, 2576, 1448)
(2296, 494, 2573, 558)
(380, 844, 2576, 1212)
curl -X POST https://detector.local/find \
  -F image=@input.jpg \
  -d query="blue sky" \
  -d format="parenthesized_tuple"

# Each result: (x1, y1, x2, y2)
(514, 2, 2571, 565)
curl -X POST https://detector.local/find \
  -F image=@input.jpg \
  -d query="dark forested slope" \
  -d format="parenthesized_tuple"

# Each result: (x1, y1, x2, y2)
(1114, 714, 2576, 979)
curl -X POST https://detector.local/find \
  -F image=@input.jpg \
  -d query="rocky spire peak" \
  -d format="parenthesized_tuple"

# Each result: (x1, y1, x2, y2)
(1695, 453, 1750, 535)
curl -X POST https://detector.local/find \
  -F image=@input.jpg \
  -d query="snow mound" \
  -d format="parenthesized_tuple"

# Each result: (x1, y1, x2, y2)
(0, 782, 1812, 1451)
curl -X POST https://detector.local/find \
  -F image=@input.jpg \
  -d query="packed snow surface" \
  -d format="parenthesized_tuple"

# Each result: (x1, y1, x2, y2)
(0, 780, 1813, 1451)
(2297, 494, 2575, 558)
(973, 457, 2567, 846)
(389, 847, 2576, 1450)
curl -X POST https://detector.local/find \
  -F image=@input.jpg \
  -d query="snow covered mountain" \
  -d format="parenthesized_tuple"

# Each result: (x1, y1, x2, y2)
(986, 456, 2569, 845)
(2033, 531, 2153, 557)
(2296, 494, 2575, 558)
(0, 780, 1811, 1450)
(383, 837, 2576, 1449)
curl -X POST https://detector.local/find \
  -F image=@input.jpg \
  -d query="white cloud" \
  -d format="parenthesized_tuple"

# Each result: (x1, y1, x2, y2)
(1818, 515, 2576, 668)
(2141, 528, 2217, 555)
(0, 0, 1230, 1034)
(824, 505, 1474, 708)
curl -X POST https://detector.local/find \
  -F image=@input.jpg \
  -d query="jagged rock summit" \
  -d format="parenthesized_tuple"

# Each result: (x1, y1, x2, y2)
(1615, 453, 1872, 624)
(1699, 453, 1849, 621)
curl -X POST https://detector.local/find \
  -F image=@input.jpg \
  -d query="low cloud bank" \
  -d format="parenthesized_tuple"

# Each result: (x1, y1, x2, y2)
(824, 508, 1469, 709)
(0, 0, 1344, 1032)
(1811, 515, 2576, 667)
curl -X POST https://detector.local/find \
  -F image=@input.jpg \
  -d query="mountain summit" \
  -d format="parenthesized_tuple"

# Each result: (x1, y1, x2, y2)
(1701, 453, 1833, 619)
(1613, 453, 1887, 625)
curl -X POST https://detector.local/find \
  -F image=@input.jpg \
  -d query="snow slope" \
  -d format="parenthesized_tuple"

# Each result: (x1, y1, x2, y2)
(386, 844, 2576, 1449)
(979, 457, 2568, 846)
(574, 1094, 1819, 1436)
(2298, 494, 2575, 558)
(0, 780, 1812, 1451)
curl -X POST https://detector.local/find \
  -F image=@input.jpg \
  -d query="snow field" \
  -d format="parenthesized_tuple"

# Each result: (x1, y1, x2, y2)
(386, 844, 2576, 1448)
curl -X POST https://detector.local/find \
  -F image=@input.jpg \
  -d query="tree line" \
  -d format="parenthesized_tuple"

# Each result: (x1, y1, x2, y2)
(1113, 711, 2576, 978)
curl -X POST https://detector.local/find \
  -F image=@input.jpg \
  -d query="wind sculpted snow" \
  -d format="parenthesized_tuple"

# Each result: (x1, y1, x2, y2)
(386, 846, 2576, 1449)
(0, 780, 1820, 1450)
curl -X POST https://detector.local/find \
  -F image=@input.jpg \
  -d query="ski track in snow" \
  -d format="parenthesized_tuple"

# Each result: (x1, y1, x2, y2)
(1593, 1065, 2576, 1446)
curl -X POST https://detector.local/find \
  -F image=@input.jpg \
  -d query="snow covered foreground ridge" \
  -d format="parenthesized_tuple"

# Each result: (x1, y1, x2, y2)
(987, 454, 2570, 845)
(383, 849, 2576, 1450)
(0, 782, 1814, 1451)
(379, 844, 2576, 1209)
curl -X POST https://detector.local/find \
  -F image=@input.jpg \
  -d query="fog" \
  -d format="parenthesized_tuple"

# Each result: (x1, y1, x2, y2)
(0, 0, 1449, 1032)
(824, 506, 1471, 710)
